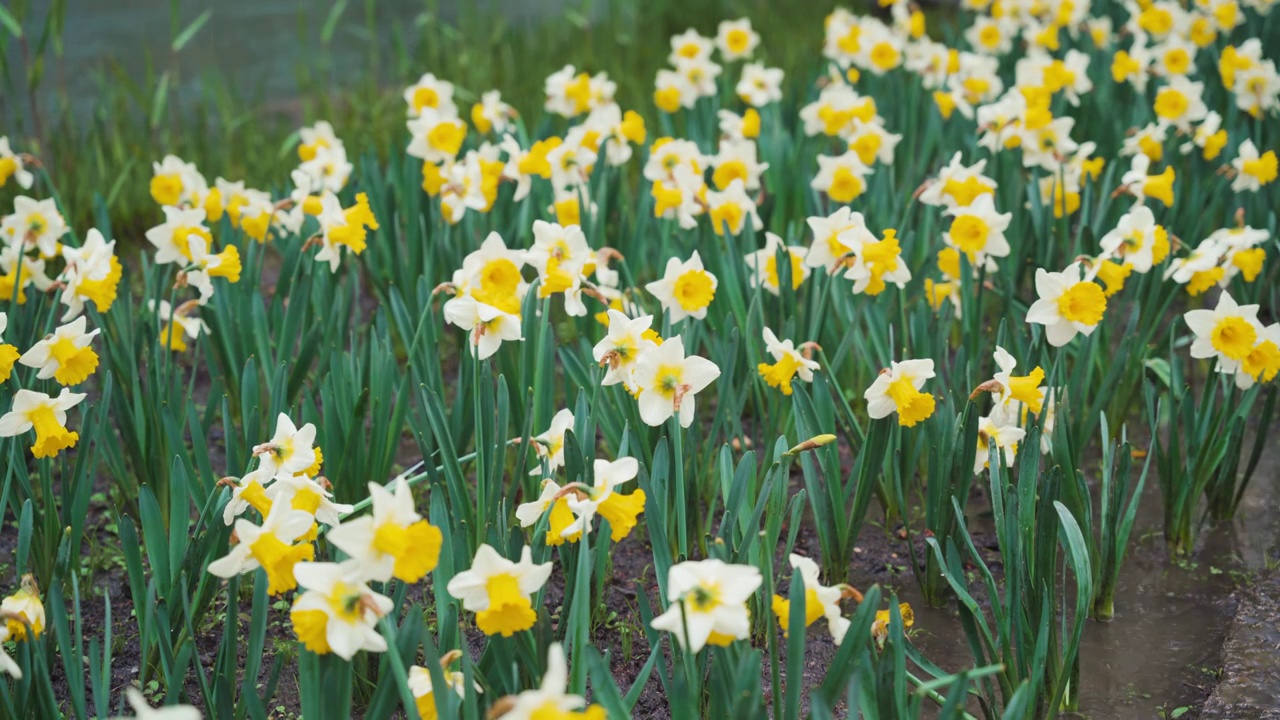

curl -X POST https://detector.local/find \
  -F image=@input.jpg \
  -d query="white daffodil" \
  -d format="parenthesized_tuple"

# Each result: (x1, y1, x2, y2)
(2, 196, 68, 258)
(593, 309, 658, 390)
(253, 413, 318, 480)
(633, 336, 720, 428)
(864, 359, 936, 427)
(0, 387, 86, 459)
(745, 232, 810, 296)
(206, 501, 316, 596)
(757, 327, 820, 396)
(493, 643, 604, 720)
(1184, 289, 1262, 373)
(289, 561, 393, 660)
(446, 544, 552, 637)
(442, 294, 524, 360)
(651, 559, 762, 652)
(1026, 263, 1108, 346)
(645, 251, 717, 323)
(771, 554, 851, 644)
(18, 316, 100, 386)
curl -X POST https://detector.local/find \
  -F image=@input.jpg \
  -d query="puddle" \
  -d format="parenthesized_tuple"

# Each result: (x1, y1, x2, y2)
(898, 425, 1280, 719)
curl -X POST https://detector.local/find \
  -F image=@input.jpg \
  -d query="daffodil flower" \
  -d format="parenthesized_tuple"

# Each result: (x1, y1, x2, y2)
(593, 309, 658, 391)
(491, 643, 605, 720)
(253, 413, 318, 480)
(565, 456, 646, 542)
(0, 312, 20, 384)
(265, 474, 353, 528)
(149, 154, 207, 209)
(1184, 289, 1262, 374)
(811, 151, 872, 204)
(646, 252, 717, 323)
(289, 560, 393, 660)
(0, 137, 34, 190)
(442, 294, 524, 360)
(1, 574, 45, 641)
(975, 403, 1027, 475)
(1098, 205, 1170, 274)
(736, 63, 784, 107)
(516, 478, 585, 546)
(1230, 139, 1279, 193)
(990, 346, 1046, 414)
(746, 233, 810, 295)
(409, 652, 476, 720)
(111, 687, 201, 719)
(716, 18, 760, 60)
(2, 196, 68, 258)
(403, 73, 458, 120)
(804, 207, 874, 273)
(530, 408, 576, 474)
(150, 299, 209, 352)
(446, 544, 552, 637)
(771, 554, 853, 643)
(18, 316, 99, 386)
(57, 228, 123, 320)
(758, 327, 820, 396)
(207, 501, 315, 596)
(865, 359, 937, 427)
(1026, 263, 1108, 346)
(219, 468, 276, 525)
(0, 387, 86, 458)
(328, 477, 443, 584)
(651, 559, 762, 652)
(633, 336, 721, 428)
(711, 139, 769, 192)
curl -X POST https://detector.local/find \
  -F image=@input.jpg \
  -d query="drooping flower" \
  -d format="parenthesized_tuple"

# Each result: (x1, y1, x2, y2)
(770, 554, 852, 643)
(289, 561, 393, 660)
(446, 544, 552, 637)
(651, 559, 762, 652)
(1, 574, 45, 641)
(757, 327, 820, 396)
(0, 388, 85, 459)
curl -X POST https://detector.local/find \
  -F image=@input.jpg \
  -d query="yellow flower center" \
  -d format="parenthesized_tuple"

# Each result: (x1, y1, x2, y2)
(151, 173, 184, 206)
(672, 269, 715, 311)
(1056, 281, 1107, 325)
(885, 376, 935, 427)
(1242, 341, 1280, 383)
(413, 86, 440, 113)
(1210, 316, 1257, 360)
(48, 336, 98, 386)
(248, 532, 314, 596)
(950, 215, 991, 261)
(765, 251, 805, 291)
(27, 404, 79, 459)
(713, 160, 749, 191)
(477, 573, 536, 636)
(828, 166, 865, 203)
(726, 28, 751, 55)
(372, 519, 442, 582)
(1153, 88, 1189, 120)
(758, 354, 803, 395)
